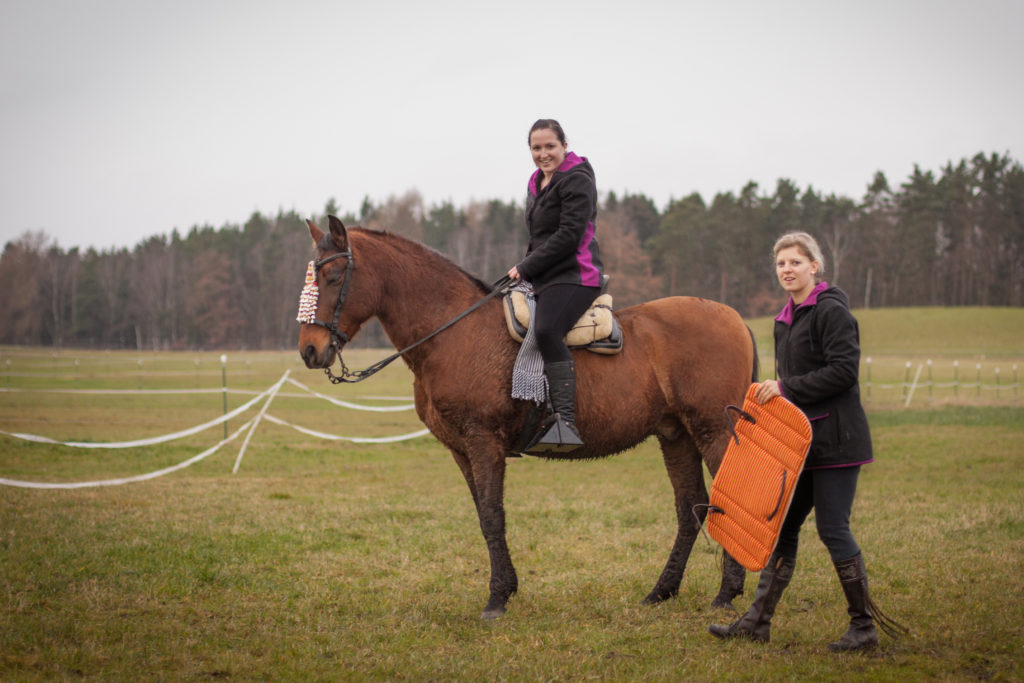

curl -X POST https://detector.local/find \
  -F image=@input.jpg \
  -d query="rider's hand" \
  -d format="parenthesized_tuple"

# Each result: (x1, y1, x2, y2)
(507, 266, 521, 281)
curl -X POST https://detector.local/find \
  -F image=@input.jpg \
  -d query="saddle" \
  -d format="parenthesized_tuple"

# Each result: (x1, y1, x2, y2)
(707, 384, 812, 571)
(502, 282, 623, 355)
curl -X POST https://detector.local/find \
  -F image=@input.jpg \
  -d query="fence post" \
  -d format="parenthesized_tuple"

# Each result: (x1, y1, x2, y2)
(5, 358, 10, 390)
(976, 363, 982, 400)
(221, 354, 228, 439)
(1015, 365, 1019, 402)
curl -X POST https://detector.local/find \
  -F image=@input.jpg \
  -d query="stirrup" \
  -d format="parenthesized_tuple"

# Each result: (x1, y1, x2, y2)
(522, 415, 583, 454)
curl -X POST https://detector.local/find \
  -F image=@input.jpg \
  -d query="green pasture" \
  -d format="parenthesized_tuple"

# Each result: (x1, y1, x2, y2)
(2, 307, 1023, 680)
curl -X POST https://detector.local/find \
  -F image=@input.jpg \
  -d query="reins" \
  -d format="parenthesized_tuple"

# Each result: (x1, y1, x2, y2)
(318, 258, 514, 383)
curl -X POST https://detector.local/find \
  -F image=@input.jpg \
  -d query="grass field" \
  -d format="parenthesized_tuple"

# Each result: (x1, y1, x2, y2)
(2, 307, 1023, 680)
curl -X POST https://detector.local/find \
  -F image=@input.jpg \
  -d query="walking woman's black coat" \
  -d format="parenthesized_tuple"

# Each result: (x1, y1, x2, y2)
(774, 285, 874, 469)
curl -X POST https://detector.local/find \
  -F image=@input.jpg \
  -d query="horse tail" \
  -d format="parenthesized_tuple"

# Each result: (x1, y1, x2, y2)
(747, 326, 760, 383)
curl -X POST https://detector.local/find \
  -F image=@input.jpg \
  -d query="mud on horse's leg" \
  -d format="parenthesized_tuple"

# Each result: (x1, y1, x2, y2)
(460, 447, 518, 619)
(644, 434, 707, 604)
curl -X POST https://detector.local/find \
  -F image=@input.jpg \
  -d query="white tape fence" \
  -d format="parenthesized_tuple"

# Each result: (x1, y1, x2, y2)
(0, 371, 430, 489)
(864, 358, 1021, 404)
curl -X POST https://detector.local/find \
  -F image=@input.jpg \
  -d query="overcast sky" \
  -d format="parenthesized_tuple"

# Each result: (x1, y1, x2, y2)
(2, 0, 1022, 252)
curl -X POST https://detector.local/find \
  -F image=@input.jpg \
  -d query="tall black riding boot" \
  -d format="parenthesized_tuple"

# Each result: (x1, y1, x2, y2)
(828, 552, 907, 652)
(523, 360, 583, 454)
(708, 554, 795, 643)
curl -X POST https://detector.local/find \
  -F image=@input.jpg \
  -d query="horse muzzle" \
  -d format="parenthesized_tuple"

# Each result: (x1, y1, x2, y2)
(300, 341, 337, 369)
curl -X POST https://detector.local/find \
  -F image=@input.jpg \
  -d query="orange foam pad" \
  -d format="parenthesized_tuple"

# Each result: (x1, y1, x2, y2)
(708, 384, 812, 571)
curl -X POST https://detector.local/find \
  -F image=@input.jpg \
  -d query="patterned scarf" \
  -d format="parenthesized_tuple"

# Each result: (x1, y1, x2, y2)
(510, 281, 547, 404)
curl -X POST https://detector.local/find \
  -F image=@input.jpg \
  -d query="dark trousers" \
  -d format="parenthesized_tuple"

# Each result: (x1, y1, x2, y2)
(533, 283, 601, 363)
(775, 465, 862, 563)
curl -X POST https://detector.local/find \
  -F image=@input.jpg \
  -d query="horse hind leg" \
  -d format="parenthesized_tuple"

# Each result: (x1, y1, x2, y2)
(701, 427, 747, 609)
(643, 448, 749, 610)
(643, 431, 708, 604)
(711, 551, 747, 610)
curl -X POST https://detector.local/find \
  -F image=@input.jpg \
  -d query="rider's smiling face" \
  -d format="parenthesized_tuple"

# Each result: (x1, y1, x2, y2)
(529, 128, 567, 179)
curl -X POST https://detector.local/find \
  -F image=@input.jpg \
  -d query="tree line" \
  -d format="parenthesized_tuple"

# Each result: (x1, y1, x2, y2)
(1, 151, 1021, 350)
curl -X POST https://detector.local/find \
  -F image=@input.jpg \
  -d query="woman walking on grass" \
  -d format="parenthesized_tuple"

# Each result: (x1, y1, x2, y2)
(708, 231, 905, 651)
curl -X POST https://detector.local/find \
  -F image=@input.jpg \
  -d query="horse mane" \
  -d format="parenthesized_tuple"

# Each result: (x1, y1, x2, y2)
(350, 227, 493, 295)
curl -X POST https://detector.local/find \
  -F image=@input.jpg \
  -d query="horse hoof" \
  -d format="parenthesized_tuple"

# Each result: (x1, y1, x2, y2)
(642, 589, 676, 605)
(710, 597, 738, 611)
(481, 597, 507, 620)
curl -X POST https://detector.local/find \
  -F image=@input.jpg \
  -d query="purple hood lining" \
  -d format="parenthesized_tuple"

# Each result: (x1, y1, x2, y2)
(775, 281, 830, 325)
(527, 152, 586, 197)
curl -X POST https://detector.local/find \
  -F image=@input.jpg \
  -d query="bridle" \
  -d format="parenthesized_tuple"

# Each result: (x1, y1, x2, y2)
(305, 243, 512, 384)
(306, 249, 355, 354)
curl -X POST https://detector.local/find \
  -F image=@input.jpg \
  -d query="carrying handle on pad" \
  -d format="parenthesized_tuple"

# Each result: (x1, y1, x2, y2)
(723, 404, 756, 445)
(766, 470, 787, 521)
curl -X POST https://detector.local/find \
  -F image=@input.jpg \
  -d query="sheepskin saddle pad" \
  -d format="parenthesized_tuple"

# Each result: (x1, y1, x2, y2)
(503, 290, 623, 355)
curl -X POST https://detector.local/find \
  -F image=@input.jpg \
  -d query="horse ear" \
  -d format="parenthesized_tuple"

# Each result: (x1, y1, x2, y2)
(306, 219, 325, 248)
(327, 215, 349, 250)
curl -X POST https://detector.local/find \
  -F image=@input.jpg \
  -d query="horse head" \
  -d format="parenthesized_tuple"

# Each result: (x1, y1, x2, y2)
(298, 215, 376, 369)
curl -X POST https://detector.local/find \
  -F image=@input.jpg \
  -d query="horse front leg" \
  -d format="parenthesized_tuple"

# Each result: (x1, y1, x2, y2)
(453, 446, 518, 619)
(644, 433, 707, 604)
(451, 449, 481, 512)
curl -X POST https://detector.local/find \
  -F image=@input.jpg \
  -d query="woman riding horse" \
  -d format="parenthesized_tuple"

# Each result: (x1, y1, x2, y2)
(508, 119, 603, 453)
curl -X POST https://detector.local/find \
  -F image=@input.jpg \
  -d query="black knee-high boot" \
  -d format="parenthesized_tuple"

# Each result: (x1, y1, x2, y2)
(828, 552, 907, 652)
(523, 360, 583, 454)
(709, 554, 795, 643)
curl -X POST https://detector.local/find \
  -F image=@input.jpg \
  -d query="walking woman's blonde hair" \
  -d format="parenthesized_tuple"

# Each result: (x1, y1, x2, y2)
(773, 232, 826, 282)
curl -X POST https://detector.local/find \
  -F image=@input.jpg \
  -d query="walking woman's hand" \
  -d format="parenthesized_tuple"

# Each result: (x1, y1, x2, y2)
(755, 380, 781, 404)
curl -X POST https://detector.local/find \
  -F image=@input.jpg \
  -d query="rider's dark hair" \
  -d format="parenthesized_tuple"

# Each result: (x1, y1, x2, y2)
(528, 119, 567, 146)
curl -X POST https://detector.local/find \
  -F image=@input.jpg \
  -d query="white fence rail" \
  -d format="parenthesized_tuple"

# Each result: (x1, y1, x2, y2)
(863, 358, 1021, 403)
(0, 371, 429, 490)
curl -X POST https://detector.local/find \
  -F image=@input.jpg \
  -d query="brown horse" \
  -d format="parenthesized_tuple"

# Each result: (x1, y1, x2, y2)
(299, 216, 756, 619)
